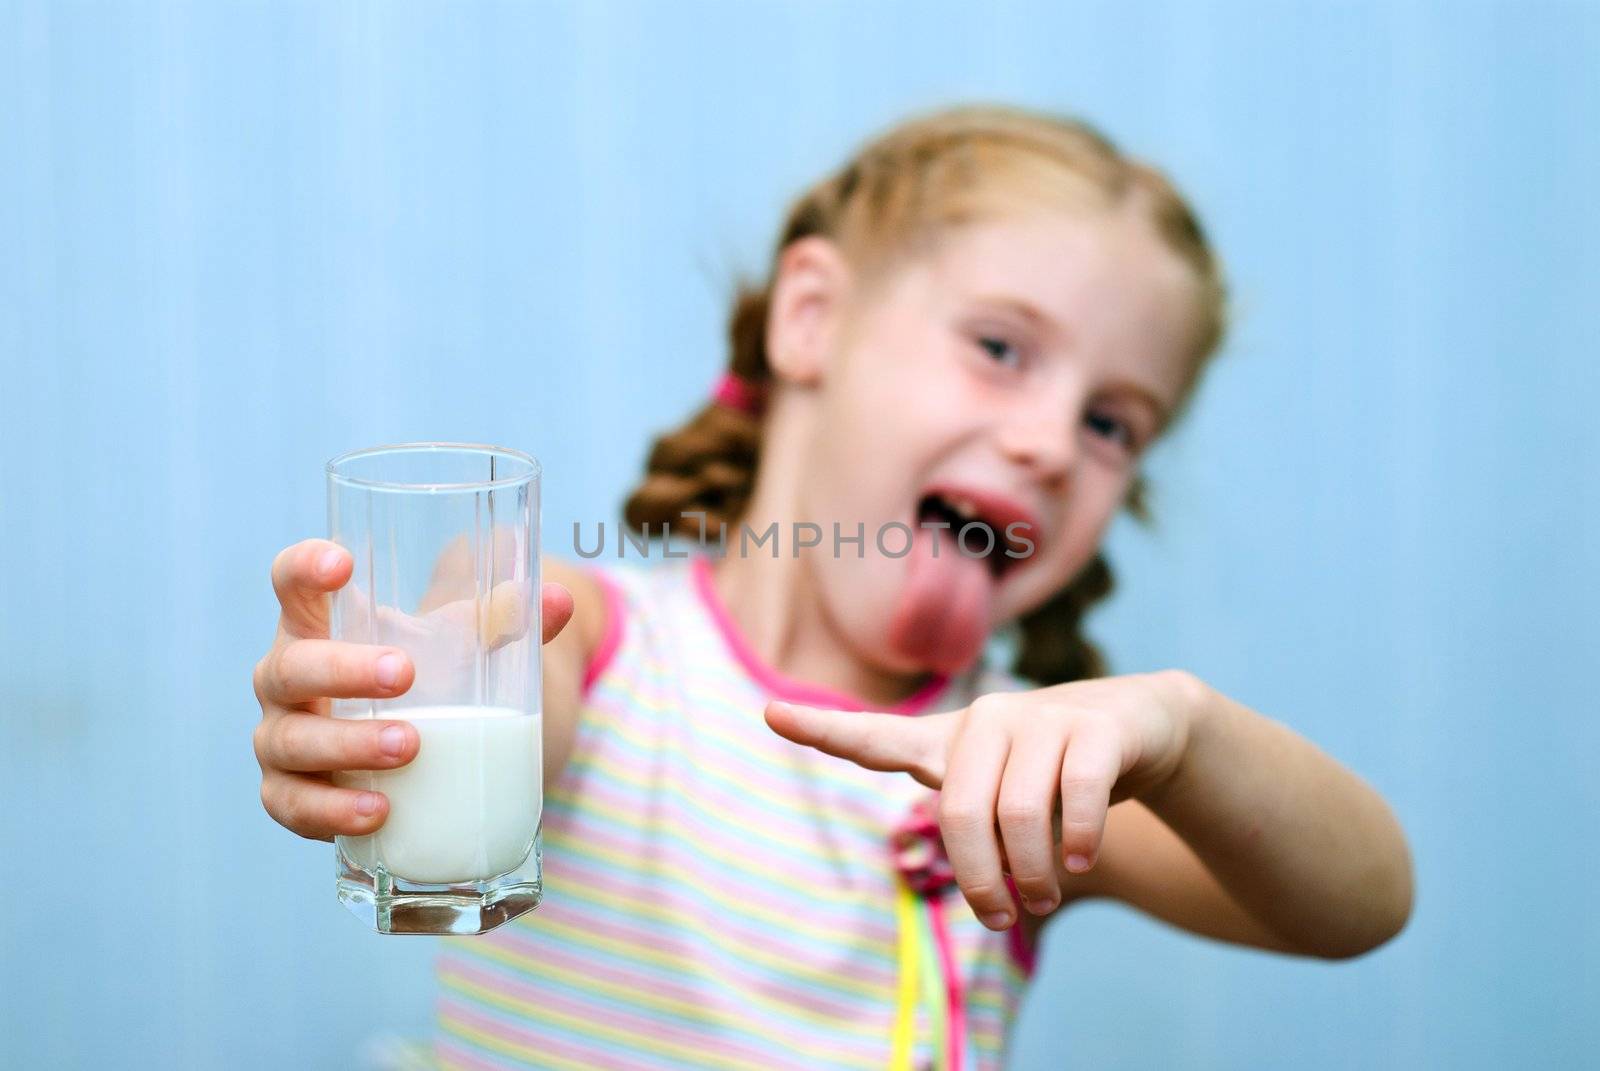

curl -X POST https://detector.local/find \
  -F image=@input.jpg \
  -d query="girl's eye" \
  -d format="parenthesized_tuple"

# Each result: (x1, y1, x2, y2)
(976, 335, 1021, 367)
(1085, 410, 1135, 450)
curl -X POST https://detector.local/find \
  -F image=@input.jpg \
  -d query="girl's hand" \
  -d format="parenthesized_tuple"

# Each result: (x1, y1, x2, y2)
(764, 671, 1202, 930)
(252, 538, 575, 841)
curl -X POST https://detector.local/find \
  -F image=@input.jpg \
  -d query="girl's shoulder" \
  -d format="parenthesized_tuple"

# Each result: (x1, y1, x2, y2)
(562, 551, 686, 604)
(553, 553, 696, 700)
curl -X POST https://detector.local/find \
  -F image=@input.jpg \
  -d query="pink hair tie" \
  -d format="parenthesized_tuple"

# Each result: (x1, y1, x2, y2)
(711, 372, 764, 416)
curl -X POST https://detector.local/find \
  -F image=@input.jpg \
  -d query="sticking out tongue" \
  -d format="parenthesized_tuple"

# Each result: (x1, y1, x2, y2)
(887, 523, 994, 675)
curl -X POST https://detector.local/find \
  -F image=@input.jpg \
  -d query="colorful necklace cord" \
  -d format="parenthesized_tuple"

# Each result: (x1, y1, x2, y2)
(889, 795, 969, 1071)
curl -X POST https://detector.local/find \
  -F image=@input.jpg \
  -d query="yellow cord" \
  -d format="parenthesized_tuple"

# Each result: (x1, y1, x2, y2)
(890, 880, 919, 1071)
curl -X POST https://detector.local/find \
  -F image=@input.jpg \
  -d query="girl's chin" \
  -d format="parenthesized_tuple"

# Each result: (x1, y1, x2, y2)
(830, 598, 953, 684)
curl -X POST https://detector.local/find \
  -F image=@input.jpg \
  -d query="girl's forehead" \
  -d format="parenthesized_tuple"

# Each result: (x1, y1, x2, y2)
(898, 210, 1202, 395)
(924, 208, 1193, 304)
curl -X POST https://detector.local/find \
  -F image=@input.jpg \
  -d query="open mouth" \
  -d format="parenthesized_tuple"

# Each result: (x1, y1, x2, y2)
(915, 491, 1034, 580)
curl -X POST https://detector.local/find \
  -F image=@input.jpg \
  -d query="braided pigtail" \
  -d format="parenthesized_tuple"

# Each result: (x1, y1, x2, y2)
(622, 289, 769, 541)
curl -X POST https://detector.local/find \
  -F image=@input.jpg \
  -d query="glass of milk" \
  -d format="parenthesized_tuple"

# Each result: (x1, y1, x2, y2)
(325, 443, 542, 935)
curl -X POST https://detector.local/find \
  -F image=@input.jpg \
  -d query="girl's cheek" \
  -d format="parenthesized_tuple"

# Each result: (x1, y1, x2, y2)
(1049, 503, 1115, 578)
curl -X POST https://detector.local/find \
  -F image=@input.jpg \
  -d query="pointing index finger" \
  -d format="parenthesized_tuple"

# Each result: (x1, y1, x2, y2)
(763, 701, 955, 789)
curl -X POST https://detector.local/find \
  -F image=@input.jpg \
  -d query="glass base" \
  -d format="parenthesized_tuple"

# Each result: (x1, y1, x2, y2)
(336, 837, 542, 935)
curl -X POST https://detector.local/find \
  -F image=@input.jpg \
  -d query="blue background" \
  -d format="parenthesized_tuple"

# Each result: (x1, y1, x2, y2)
(3, 1, 1596, 1067)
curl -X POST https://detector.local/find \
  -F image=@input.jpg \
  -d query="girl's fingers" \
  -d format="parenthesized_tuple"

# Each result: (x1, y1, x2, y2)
(254, 710, 419, 774)
(1059, 715, 1122, 873)
(765, 702, 956, 789)
(257, 639, 414, 707)
(414, 580, 568, 650)
(260, 769, 390, 841)
(271, 539, 351, 639)
(997, 732, 1070, 915)
(938, 716, 1015, 930)
(542, 581, 574, 645)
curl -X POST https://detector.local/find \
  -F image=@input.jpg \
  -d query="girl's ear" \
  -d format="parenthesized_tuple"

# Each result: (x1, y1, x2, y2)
(766, 236, 852, 387)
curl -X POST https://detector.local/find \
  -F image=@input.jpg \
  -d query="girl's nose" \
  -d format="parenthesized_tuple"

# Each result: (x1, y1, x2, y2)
(996, 405, 1076, 490)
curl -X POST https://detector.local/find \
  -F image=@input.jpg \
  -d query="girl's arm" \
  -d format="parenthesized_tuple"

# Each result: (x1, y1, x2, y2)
(1055, 676, 1414, 958)
(539, 557, 609, 782)
(1028, 800, 1304, 954)
(766, 672, 1414, 960)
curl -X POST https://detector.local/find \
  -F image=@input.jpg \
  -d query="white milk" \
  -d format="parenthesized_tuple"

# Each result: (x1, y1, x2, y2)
(336, 705, 541, 885)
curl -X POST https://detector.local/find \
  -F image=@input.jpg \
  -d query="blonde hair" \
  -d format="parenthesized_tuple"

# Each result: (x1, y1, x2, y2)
(625, 104, 1228, 685)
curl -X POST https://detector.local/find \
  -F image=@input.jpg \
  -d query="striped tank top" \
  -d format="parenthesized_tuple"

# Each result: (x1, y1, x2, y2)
(433, 553, 1039, 1070)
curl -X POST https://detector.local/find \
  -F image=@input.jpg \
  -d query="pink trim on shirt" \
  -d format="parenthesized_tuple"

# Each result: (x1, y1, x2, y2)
(580, 568, 627, 699)
(688, 554, 949, 715)
(927, 894, 967, 1071)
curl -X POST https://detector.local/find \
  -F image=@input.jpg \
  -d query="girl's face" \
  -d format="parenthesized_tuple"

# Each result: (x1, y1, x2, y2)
(790, 205, 1202, 677)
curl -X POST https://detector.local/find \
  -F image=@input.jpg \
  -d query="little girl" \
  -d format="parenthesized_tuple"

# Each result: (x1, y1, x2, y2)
(252, 105, 1413, 1070)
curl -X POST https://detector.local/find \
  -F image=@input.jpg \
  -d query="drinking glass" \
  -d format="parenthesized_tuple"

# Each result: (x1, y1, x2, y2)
(325, 443, 542, 934)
